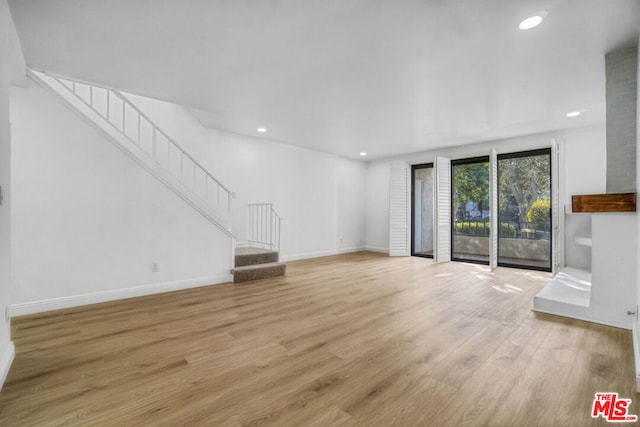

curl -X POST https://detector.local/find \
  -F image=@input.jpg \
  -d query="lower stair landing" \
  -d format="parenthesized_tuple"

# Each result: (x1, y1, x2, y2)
(233, 247, 286, 283)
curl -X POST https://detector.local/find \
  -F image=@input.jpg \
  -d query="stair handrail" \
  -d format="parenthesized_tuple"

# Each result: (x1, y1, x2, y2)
(248, 203, 282, 251)
(30, 70, 233, 228)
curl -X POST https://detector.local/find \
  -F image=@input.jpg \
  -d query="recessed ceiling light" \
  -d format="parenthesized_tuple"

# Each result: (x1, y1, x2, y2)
(519, 12, 546, 30)
(566, 111, 582, 118)
(257, 127, 267, 133)
(359, 152, 367, 157)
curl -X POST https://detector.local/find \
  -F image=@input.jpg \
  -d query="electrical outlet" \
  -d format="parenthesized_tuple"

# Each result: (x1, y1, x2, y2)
(151, 262, 160, 273)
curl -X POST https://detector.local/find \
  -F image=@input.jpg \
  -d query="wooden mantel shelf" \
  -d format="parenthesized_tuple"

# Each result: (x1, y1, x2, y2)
(571, 192, 636, 213)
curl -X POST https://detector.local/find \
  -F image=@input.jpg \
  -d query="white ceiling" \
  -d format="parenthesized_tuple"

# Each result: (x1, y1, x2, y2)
(8, 0, 640, 160)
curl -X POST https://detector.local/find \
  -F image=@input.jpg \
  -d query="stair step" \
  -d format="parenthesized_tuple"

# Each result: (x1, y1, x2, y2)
(235, 247, 279, 267)
(233, 262, 286, 283)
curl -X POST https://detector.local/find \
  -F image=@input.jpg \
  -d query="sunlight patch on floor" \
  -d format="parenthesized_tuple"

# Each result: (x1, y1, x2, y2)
(514, 270, 550, 282)
(491, 283, 524, 294)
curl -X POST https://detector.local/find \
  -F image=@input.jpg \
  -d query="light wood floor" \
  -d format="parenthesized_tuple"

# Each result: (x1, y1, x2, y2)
(0, 252, 636, 426)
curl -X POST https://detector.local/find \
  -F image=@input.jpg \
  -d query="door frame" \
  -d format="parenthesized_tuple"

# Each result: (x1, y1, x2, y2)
(450, 156, 491, 265)
(410, 163, 434, 258)
(496, 148, 552, 272)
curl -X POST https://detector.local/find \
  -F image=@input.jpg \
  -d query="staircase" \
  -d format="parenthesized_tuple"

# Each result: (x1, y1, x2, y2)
(29, 69, 286, 285)
(233, 203, 286, 283)
(233, 247, 286, 283)
(28, 69, 234, 235)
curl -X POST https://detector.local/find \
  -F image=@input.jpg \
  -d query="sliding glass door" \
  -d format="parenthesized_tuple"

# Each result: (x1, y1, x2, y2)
(451, 157, 490, 264)
(409, 149, 552, 271)
(497, 149, 551, 270)
(411, 164, 434, 258)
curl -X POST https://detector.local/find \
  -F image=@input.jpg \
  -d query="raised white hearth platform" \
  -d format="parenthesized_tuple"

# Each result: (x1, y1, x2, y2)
(534, 213, 636, 330)
(534, 267, 591, 308)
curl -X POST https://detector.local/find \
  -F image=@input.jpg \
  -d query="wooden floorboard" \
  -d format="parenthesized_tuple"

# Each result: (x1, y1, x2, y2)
(0, 252, 637, 426)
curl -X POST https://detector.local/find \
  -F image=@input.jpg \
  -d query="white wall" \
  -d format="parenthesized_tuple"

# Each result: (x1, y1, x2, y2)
(0, 0, 25, 391)
(9, 80, 233, 314)
(8, 75, 366, 315)
(0, 59, 11, 392)
(365, 125, 607, 252)
(125, 94, 368, 261)
(364, 160, 391, 253)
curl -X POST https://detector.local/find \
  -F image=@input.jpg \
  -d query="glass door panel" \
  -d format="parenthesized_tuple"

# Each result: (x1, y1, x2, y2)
(411, 164, 434, 258)
(451, 157, 490, 264)
(497, 149, 551, 271)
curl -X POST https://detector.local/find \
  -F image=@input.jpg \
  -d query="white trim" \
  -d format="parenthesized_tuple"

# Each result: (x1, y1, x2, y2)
(633, 319, 640, 393)
(364, 246, 389, 254)
(7, 274, 232, 318)
(551, 139, 564, 275)
(434, 156, 451, 262)
(280, 247, 367, 262)
(0, 342, 15, 392)
(235, 241, 253, 248)
(389, 164, 411, 256)
(489, 148, 498, 270)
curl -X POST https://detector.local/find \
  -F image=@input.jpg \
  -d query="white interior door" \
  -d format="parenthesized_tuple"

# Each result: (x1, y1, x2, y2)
(434, 156, 451, 263)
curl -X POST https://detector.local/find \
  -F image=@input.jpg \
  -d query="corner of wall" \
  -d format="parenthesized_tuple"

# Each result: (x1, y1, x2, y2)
(0, 0, 26, 85)
(0, 341, 14, 391)
(0, 0, 21, 393)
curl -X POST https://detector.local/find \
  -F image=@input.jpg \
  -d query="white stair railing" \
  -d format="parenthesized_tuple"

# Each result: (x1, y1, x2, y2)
(29, 70, 234, 234)
(248, 203, 282, 252)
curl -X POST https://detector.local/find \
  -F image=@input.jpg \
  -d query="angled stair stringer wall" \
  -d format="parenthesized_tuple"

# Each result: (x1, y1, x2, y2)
(28, 70, 234, 238)
(9, 72, 237, 316)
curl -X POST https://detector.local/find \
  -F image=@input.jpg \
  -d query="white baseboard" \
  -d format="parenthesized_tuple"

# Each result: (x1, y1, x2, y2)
(0, 341, 15, 392)
(281, 246, 368, 262)
(7, 274, 232, 318)
(633, 319, 640, 393)
(364, 246, 389, 254)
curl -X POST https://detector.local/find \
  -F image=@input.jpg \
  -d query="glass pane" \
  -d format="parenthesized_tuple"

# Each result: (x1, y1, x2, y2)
(498, 151, 551, 270)
(452, 159, 490, 263)
(413, 166, 434, 257)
